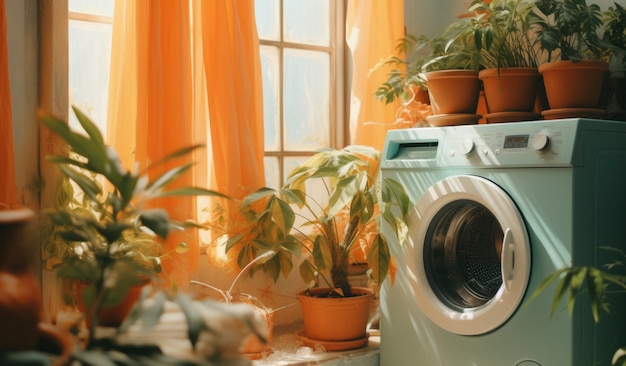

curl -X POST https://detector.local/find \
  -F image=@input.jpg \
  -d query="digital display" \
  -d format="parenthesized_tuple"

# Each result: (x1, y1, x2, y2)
(503, 134, 529, 149)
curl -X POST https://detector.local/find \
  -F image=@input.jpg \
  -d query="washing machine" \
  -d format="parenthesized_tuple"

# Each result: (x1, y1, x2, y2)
(379, 119, 626, 366)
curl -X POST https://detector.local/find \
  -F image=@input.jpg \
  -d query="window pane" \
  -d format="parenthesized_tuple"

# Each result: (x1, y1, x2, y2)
(261, 45, 280, 152)
(69, 0, 114, 17)
(69, 20, 112, 136)
(264, 157, 280, 190)
(283, 0, 330, 46)
(284, 157, 309, 179)
(255, 0, 280, 41)
(283, 49, 330, 150)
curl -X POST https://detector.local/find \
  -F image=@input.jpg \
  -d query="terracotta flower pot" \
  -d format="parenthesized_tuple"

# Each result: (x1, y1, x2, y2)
(76, 279, 148, 327)
(479, 68, 540, 113)
(298, 287, 373, 343)
(424, 70, 480, 114)
(539, 60, 609, 110)
(0, 208, 41, 352)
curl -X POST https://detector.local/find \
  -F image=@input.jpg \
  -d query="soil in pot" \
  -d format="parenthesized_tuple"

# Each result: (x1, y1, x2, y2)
(297, 287, 373, 345)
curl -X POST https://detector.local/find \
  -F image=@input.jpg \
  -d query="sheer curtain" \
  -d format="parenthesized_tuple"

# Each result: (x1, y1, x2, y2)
(0, 1, 17, 209)
(347, 0, 405, 151)
(107, 1, 265, 286)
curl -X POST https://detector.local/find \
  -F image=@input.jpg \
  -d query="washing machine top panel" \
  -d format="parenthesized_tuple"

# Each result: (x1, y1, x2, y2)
(381, 118, 626, 170)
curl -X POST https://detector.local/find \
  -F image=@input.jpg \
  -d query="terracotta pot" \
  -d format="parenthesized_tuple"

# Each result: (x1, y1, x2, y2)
(424, 70, 480, 114)
(298, 287, 373, 342)
(0, 208, 41, 352)
(76, 279, 147, 327)
(479, 68, 540, 113)
(539, 60, 609, 109)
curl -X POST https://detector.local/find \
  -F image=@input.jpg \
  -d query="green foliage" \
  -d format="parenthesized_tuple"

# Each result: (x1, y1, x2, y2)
(603, 2, 626, 72)
(374, 34, 432, 105)
(466, 0, 540, 68)
(529, 247, 626, 323)
(41, 106, 227, 349)
(375, 0, 540, 106)
(529, 0, 611, 62)
(222, 145, 411, 297)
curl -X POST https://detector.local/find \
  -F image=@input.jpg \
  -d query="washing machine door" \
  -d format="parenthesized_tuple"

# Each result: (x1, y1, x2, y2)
(407, 175, 530, 335)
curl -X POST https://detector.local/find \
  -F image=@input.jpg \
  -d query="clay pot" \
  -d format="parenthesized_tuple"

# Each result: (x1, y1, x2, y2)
(424, 70, 480, 114)
(298, 287, 373, 342)
(479, 68, 540, 113)
(76, 279, 148, 327)
(539, 60, 609, 109)
(0, 208, 41, 352)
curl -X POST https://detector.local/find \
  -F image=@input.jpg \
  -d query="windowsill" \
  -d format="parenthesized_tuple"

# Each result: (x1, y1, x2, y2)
(252, 323, 380, 366)
(92, 301, 380, 366)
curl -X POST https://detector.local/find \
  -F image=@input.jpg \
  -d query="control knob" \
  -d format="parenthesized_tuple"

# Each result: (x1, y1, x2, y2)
(532, 132, 551, 153)
(461, 137, 475, 156)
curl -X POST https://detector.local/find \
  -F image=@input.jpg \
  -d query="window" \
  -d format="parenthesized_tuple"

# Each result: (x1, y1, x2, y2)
(68, 0, 114, 136)
(255, 0, 346, 189)
(67, 1, 345, 188)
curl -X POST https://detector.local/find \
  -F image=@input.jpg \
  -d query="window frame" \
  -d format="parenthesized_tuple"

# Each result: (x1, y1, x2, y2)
(258, 0, 348, 187)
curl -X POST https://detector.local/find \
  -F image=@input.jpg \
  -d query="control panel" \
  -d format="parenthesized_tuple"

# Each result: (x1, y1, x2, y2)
(383, 120, 579, 169)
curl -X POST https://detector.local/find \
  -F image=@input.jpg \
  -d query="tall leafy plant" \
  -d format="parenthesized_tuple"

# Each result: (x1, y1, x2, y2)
(221, 146, 411, 297)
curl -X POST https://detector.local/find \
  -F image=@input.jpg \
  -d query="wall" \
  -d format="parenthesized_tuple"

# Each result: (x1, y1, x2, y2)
(404, 0, 617, 42)
(5, 0, 39, 210)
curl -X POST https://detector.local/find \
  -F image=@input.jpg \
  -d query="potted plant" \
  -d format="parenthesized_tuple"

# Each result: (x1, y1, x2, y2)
(529, 0, 613, 118)
(375, 34, 431, 107)
(41, 107, 271, 365)
(470, 0, 543, 122)
(420, 25, 482, 124)
(40, 107, 229, 346)
(220, 145, 411, 347)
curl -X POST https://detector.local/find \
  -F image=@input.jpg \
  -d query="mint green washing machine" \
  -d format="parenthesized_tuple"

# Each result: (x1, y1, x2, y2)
(379, 119, 626, 366)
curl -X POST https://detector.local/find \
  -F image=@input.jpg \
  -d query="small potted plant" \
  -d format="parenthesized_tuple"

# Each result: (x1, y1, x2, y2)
(529, 0, 614, 118)
(470, 0, 543, 122)
(419, 26, 482, 124)
(220, 145, 411, 348)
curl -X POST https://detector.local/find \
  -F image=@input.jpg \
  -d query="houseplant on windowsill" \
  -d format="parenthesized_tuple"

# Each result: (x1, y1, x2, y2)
(529, 0, 614, 119)
(221, 145, 411, 347)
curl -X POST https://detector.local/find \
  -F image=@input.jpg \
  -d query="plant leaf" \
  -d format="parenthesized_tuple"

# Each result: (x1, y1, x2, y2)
(139, 209, 171, 239)
(367, 234, 390, 287)
(299, 260, 318, 289)
(174, 293, 206, 349)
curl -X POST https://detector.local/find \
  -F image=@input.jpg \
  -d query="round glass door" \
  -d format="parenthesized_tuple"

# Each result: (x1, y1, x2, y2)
(407, 175, 530, 335)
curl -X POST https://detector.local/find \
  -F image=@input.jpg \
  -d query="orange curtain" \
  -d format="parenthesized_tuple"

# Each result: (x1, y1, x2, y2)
(0, 1, 17, 209)
(346, 0, 405, 151)
(107, 1, 265, 286)
(198, 0, 265, 197)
